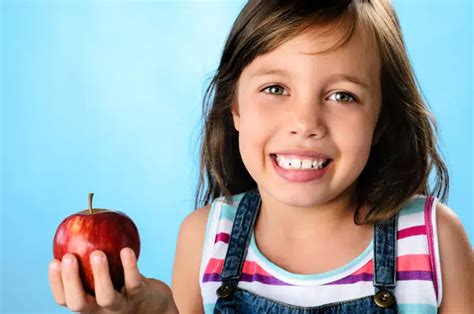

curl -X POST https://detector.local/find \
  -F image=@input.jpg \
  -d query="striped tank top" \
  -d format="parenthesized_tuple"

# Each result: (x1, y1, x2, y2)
(199, 192, 442, 313)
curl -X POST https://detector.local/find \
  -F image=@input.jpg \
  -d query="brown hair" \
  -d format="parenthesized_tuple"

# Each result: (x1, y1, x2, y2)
(194, 0, 449, 225)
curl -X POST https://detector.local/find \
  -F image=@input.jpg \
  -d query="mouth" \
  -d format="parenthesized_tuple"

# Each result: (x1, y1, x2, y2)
(269, 154, 333, 183)
(269, 154, 333, 170)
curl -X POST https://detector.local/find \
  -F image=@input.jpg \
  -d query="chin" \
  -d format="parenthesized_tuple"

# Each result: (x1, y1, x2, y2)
(261, 184, 334, 208)
(285, 192, 331, 208)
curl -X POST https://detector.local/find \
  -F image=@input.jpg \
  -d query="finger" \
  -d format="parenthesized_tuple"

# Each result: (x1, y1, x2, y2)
(48, 259, 65, 306)
(61, 254, 89, 312)
(121, 247, 144, 297)
(90, 250, 125, 311)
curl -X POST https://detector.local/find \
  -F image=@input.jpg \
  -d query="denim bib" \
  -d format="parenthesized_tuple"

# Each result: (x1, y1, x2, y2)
(214, 188, 398, 313)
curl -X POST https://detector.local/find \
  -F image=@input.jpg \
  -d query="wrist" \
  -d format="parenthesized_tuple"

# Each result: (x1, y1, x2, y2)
(135, 279, 178, 313)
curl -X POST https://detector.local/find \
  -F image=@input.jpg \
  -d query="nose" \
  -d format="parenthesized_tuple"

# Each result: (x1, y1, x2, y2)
(288, 103, 327, 139)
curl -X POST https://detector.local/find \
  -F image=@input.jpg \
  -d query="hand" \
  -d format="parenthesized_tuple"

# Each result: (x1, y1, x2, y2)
(48, 247, 178, 313)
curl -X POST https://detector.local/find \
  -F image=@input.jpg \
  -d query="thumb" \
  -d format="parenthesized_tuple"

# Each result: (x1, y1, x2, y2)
(120, 247, 144, 297)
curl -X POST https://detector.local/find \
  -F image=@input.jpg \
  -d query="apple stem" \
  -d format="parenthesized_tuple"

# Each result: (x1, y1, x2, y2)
(89, 192, 94, 214)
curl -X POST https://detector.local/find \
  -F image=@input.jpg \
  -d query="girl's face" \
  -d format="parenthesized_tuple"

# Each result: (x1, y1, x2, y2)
(231, 23, 382, 209)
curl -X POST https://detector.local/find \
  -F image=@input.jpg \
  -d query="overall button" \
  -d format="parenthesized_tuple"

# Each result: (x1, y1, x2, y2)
(374, 290, 395, 308)
(216, 283, 235, 298)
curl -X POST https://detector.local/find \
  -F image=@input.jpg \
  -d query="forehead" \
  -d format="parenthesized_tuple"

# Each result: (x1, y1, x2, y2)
(241, 21, 380, 85)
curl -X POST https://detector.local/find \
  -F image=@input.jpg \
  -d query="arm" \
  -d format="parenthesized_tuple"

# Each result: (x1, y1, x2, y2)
(171, 204, 211, 313)
(437, 202, 474, 313)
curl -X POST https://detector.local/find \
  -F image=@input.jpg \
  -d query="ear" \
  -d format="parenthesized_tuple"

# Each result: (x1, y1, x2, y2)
(372, 120, 385, 146)
(231, 101, 240, 132)
(372, 104, 386, 146)
(372, 129, 382, 146)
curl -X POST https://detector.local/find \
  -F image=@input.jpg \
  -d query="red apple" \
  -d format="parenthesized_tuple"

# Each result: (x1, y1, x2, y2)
(53, 193, 140, 296)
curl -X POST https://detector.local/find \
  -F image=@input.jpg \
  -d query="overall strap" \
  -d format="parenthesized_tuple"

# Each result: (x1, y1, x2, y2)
(373, 212, 398, 290)
(219, 188, 261, 286)
(372, 211, 399, 309)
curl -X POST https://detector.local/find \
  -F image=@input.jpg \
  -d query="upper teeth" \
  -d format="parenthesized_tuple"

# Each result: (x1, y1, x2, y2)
(275, 155, 328, 170)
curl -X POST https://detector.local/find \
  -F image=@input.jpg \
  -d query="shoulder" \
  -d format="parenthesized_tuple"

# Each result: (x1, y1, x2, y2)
(435, 201, 474, 312)
(436, 201, 472, 263)
(179, 203, 212, 235)
(172, 204, 211, 305)
(171, 204, 212, 313)
(175, 203, 213, 267)
(435, 201, 467, 240)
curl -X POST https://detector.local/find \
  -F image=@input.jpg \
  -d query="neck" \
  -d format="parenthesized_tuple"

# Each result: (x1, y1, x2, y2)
(255, 186, 363, 242)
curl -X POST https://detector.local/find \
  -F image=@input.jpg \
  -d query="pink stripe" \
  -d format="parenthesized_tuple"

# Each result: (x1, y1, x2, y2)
(205, 253, 433, 278)
(241, 260, 272, 276)
(425, 195, 439, 302)
(204, 253, 433, 286)
(353, 260, 373, 275)
(397, 225, 426, 239)
(397, 254, 431, 271)
(204, 258, 224, 274)
(214, 232, 230, 244)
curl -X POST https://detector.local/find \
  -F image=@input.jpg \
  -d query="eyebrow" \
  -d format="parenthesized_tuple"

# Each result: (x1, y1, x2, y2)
(249, 68, 291, 79)
(326, 73, 370, 89)
(249, 68, 369, 89)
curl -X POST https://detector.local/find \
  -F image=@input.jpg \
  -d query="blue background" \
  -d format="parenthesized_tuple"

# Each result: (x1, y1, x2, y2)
(1, 0, 472, 312)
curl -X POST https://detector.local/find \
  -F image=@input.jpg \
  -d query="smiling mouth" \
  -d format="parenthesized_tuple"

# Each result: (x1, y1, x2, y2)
(270, 154, 332, 170)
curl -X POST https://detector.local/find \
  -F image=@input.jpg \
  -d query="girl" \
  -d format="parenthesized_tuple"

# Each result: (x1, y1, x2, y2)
(49, 0, 473, 313)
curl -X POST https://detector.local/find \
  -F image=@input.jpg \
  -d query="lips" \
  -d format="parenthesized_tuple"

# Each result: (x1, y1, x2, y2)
(270, 154, 333, 182)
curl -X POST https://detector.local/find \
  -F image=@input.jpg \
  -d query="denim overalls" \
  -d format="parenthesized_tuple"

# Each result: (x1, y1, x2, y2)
(214, 188, 399, 313)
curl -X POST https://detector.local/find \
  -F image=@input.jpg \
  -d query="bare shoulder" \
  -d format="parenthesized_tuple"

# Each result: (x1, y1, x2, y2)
(436, 201, 472, 251)
(435, 201, 474, 312)
(180, 203, 212, 233)
(171, 204, 211, 314)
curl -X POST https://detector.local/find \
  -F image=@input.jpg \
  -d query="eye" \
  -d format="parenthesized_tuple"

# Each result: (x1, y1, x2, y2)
(262, 85, 288, 96)
(327, 91, 357, 103)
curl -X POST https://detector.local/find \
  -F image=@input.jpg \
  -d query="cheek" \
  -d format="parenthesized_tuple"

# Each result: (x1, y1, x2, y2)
(237, 132, 263, 184)
(238, 121, 266, 164)
(236, 106, 275, 179)
(238, 104, 275, 143)
(240, 101, 274, 124)
(332, 118, 374, 171)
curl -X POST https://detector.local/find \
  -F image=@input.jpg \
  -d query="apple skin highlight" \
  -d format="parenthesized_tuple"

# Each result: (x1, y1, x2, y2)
(53, 208, 140, 296)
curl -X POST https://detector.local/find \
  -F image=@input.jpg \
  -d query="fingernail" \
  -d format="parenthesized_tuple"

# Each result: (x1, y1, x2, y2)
(49, 261, 59, 270)
(62, 257, 73, 266)
(92, 254, 103, 264)
(121, 248, 132, 260)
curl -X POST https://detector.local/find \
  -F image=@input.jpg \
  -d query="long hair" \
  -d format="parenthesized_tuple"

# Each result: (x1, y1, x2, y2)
(194, 0, 449, 225)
